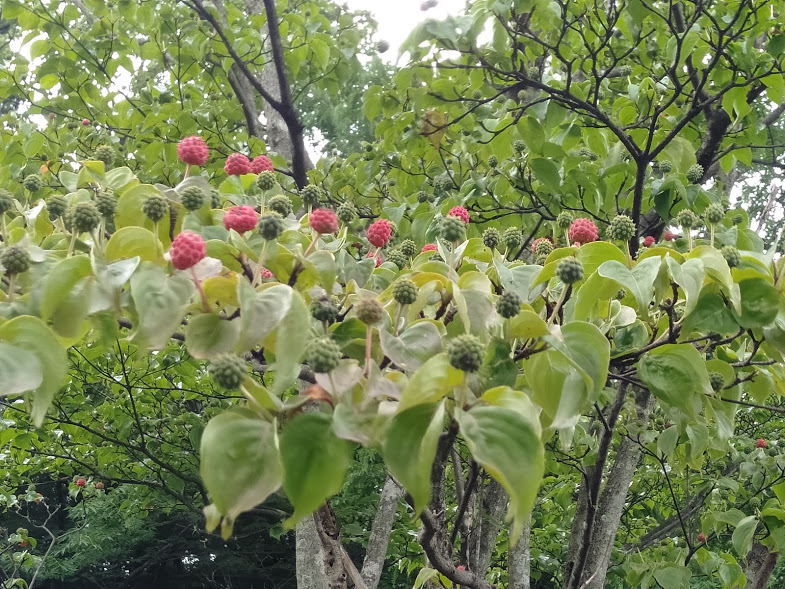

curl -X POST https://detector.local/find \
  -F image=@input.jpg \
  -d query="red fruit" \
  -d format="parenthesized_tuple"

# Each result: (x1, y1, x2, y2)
(309, 208, 339, 234)
(457, 565, 465, 571)
(448, 206, 470, 224)
(366, 250, 383, 267)
(756, 438, 768, 449)
(95, 482, 104, 490)
(697, 533, 706, 543)
(224, 153, 251, 176)
(531, 236, 552, 253)
(19, 539, 28, 547)
(421, 243, 438, 253)
(643, 236, 655, 247)
(367, 219, 392, 248)
(250, 155, 274, 174)
(223, 205, 258, 233)
(76, 478, 86, 487)
(169, 231, 206, 270)
(177, 136, 209, 166)
(81, 119, 90, 126)
(663, 230, 675, 241)
(260, 268, 274, 279)
(568, 218, 599, 244)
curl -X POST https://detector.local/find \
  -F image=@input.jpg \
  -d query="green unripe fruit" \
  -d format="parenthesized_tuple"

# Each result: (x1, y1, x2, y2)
(392, 278, 418, 305)
(439, 215, 466, 243)
(434, 175, 452, 191)
(483, 227, 501, 250)
(577, 147, 597, 161)
(556, 211, 573, 229)
(676, 209, 699, 230)
(256, 170, 277, 191)
(387, 248, 407, 269)
(417, 190, 430, 203)
(708, 371, 725, 392)
(142, 194, 170, 222)
(210, 190, 221, 209)
(496, 290, 521, 319)
(23, 174, 42, 192)
(534, 254, 548, 265)
(607, 215, 636, 242)
(658, 160, 673, 173)
(306, 337, 342, 373)
(704, 203, 725, 225)
(96, 189, 116, 219)
(209, 354, 246, 390)
(399, 239, 417, 258)
(721, 245, 741, 268)
(180, 186, 206, 212)
(268, 195, 293, 217)
(301, 184, 322, 206)
(356, 298, 384, 325)
(0, 190, 12, 213)
(615, 288, 627, 300)
(47, 195, 67, 220)
(336, 201, 357, 224)
(94, 144, 115, 166)
(732, 214, 744, 226)
(71, 201, 101, 233)
(503, 227, 524, 251)
(310, 296, 338, 323)
(258, 213, 284, 241)
(513, 139, 526, 153)
(0, 245, 31, 275)
(488, 155, 498, 168)
(556, 257, 584, 284)
(535, 240, 554, 256)
(617, 64, 633, 76)
(686, 164, 704, 184)
(446, 334, 484, 372)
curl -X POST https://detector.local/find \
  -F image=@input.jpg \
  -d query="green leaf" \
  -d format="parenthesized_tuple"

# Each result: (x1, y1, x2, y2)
(398, 353, 464, 411)
(379, 321, 443, 371)
(653, 566, 691, 588)
(666, 257, 705, 316)
(40, 256, 93, 323)
(184, 314, 240, 359)
(382, 401, 446, 516)
(456, 405, 544, 545)
(235, 282, 293, 352)
(681, 291, 739, 335)
(529, 158, 561, 191)
(0, 342, 43, 396)
(0, 316, 68, 427)
(736, 278, 778, 328)
(597, 257, 660, 313)
(637, 344, 713, 418)
(200, 410, 282, 539)
(524, 349, 588, 430)
(281, 413, 352, 527)
(732, 515, 758, 557)
(545, 321, 610, 398)
(508, 310, 549, 339)
(105, 226, 164, 264)
(269, 289, 309, 394)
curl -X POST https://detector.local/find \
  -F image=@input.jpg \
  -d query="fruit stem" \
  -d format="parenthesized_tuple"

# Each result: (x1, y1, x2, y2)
(624, 242, 632, 268)
(0, 214, 6, 244)
(252, 241, 270, 287)
(687, 231, 693, 251)
(239, 383, 273, 421)
(547, 285, 570, 325)
(393, 303, 405, 336)
(303, 237, 316, 258)
(6, 274, 16, 302)
(710, 225, 715, 248)
(191, 267, 211, 313)
(184, 164, 191, 179)
(153, 221, 162, 259)
(364, 324, 372, 379)
(67, 230, 78, 257)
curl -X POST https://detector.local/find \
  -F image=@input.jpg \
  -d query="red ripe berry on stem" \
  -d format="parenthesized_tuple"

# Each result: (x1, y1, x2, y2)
(756, 438, 768, 449)
(96, 482, 105, 490)
(643, 236, 655, 247)
(697, 533, 706, 543)
(224, 153, 251, 176)
(367, 219, 392, 248)
(223, 205, 258, 233)
(81, 119, 90, 126)
(448, 206, 470, 224)
(169, 231, 206, 270)
(568, 218, 599, 245)
(366, 250, 383, 267)
(260, 268, 274, 279)
(250, 155, 274, 174)
(421, 243, 438, 253)
(309, 209, 339, 235)
(177, 136, 209, 166)
(663, 230, 675, 241)
(76, 478, 86, 487)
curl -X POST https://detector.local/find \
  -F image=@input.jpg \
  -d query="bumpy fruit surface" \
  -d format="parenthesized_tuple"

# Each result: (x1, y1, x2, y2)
(433, 175, 452, 191)
(223, 205, 258, 233)
(577, 147, 597, 160)
(72, 202, 101, 233)
(556, 211, 573, 229)
(1, 245, 31, 275)
(260, 268, 274, 279)
(704, 203, 725, 225)
(224, 153, 251, 176)
(367, 219, 392, 248)
(686, 163, 704, 184)
(417, 190, 430, 203)
(440, 215, 465, 242)
(446, 334, 484, 372)
(142, 195, 169, 223)
(311, 296, 338, 322)
(94, 144, 115, 166)
(250, 155, 274, 174)
(268, 195, 293, 217)
(393, 278, 418, 305)
(95, 482, 105, 490)
(76, 478, 86, 487)
(676, 209, 699, 229)
(209, 354, 246, 389)
(534, 254, 547, 265)
(513, 139, 525, 153)
(96, 190, 116, 219)
(356, 298, 384, 325)
(180, 186, 205, 211)
(643, 236, 655, 247)
(306, 338, 342, 373)
(616, 288, 627, 300)
(568, 218, 599, 244)
(169, 231, 206, 270)
(47, 195, 67, 220)
(488, 155, 498, 168)
(399, 239, 417, 258)
(663, 230, 675, 241)
(301, 184, 322, 206)
(337, 201, 357, 223)
(387, 248, 407, 269)
(732, 214, 744, 225)
(496, 290, 521, 319)
(210, 190, 221, 209)
(448, 206, 470, 224)
(82, 119, 90, 126)
(421, 243, 438, 253)
(556, 257, 584, 284)
(503, 227, 524, 251)
(309, 208, 339, 234)
(658, 160, 673, 173)
(756, 438, 768, 449)
(256, 170, 277, 191)
(258, 213, 284, 240)
(0, 190, 12, 213)
(697, 533, 706, 543)
(483, 228, 501, 250)
(721, 245, 741, 268)
(177, 136, 209, 166)
(618, 64, 632, 76)
(607, 215, 636, 241)
(708, 371, 725, 392)
(531, 237, 552, 255)
(23, 174, 42, 192)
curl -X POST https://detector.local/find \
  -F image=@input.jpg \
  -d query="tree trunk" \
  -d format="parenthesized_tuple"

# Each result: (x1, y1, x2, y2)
(744, 542, 779, 589)
(360, 477, 404, 588)
(508, 514, 532, 589)
(470, 478, 508, 575)
(297, 515, 329, 589)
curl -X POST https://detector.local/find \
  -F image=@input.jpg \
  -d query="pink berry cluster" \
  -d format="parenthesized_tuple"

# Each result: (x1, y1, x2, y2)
(224, 153, 274, 176)
(169, 231, 206, 270)
(367, 219, 392, 248)
(568, 218, 599, 245)
(223, 205, 258, 233)
(309, 209, 339, 235)
(177, 136, 209, 166)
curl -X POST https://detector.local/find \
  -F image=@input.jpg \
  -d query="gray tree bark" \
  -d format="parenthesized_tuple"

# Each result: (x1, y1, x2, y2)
(297, 515, 329, 589)
(360, 477, 404, 588)
(508, 514, 532, 589)
(744, 542, 779, 589)
(470, 479, 509, 575)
